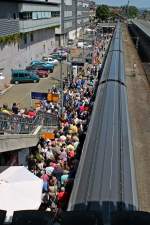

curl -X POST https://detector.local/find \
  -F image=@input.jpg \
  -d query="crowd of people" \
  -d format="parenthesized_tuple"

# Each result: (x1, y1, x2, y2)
(0, 29, 112, 214)
(27, 68, 98, 215)
(0, 99, 59, 118)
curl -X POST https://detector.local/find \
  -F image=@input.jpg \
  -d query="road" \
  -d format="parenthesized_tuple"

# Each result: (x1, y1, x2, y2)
(0, 63, 67, 109)
(123, 24, 150, 212)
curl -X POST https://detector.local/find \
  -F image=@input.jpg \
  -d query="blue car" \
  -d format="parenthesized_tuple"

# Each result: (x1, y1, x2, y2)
(30, 60, 54, 72)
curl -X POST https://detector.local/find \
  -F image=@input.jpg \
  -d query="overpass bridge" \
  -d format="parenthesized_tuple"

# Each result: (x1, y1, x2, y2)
(0, 111, 58, 153)
(0, 126, 41, 153)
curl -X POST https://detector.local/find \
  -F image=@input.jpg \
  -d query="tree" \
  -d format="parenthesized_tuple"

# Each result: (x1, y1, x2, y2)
(96, 5, 110, 21)
(128, 6, 139, 18)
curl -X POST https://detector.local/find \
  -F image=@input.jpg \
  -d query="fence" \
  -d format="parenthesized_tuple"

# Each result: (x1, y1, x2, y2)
(0, 111, 59, 135)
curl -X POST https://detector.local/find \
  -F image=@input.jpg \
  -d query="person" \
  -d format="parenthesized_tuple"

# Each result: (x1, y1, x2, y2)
(12, 103, 19, 114)
(28, 108, 36, 118)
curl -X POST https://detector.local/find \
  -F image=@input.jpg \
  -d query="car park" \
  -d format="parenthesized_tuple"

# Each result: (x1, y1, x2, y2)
(11, 69, 40, 84)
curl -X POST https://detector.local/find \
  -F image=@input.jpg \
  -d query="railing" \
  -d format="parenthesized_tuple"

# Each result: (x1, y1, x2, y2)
(0, 111, 59, 135)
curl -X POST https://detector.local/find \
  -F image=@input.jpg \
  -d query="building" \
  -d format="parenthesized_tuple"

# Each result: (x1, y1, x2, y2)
(77, 0, 90, 37)
(55, 0, 91, 47)
(0, 0, 60, 89)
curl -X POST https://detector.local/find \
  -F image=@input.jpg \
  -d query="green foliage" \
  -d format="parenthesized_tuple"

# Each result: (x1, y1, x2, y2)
(96, 5, 110, 21)
(48, 25, 60, 29)
(121, 5, 139, 18)
(0, 33, 21, 45)
(128, 6, 139, 18)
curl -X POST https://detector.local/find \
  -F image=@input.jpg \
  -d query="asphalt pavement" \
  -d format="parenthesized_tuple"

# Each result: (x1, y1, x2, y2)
(0, 63, 67, 109)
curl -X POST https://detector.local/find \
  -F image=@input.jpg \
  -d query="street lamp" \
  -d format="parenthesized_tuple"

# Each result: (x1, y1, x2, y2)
(59, 57, 63, 117)
(81, 21, 85, 64)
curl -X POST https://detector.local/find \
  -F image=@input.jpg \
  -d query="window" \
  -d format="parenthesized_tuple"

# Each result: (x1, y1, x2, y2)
(64, 11, 72, 17)
(7, 13, 11, 20)
(30, 33, 34, 42)
(64, 0, 72, 5)
(19, 12, 32, 20)
(64, 21, 72, 29)
(13, 13, 17, 19)
(32, 12, 38, 20)
(19, 73, 25, 78)
(24, 34, 27, 45)
(20, 11, 59, 20)
(51, 11, 60, 17)
(13, 73, 18, 78)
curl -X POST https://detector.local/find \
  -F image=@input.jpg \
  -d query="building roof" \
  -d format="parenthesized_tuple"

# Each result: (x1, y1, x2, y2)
(133, 19, 150, 37)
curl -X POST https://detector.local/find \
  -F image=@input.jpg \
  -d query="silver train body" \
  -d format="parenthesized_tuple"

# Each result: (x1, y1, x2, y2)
(68, 23, 138, 222)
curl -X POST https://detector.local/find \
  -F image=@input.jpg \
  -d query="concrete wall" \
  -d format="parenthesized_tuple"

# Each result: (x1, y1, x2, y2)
(0, 126, 41, 153)
(0, 28, 55, 88)
(0, 1, 19, 36)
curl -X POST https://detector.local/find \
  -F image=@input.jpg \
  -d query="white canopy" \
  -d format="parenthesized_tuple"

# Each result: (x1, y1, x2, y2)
(0, 166, 43, 222)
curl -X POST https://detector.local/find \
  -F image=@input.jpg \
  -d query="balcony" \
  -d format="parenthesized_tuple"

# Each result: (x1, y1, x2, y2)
(19, 17, 60, 33)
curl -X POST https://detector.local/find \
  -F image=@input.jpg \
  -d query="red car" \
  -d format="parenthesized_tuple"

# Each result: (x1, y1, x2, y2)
(26, 66, 48, 78)
(36, 70, 48, 78)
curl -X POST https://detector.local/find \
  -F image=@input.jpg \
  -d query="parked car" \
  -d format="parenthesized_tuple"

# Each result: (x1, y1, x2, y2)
(26, 64, 53, 73)
(67, 39, 74, 46)
(77, 42, 92, 49)
(11, 69, 40, 84)
(54, 47, 70, 53)
(42, 57, 59, 65)
(49, 53, 62, 61)
(26, 67, 48, 78)
(56, 50, 68, 59)
(84, 43, 93, 49)
(30, 61, 54, 73)
(77, 42, 84, 48)
(31, 60, 54, 67)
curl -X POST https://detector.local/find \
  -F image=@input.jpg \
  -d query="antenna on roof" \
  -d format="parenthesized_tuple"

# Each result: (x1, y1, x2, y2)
(127, 0, 130, 18)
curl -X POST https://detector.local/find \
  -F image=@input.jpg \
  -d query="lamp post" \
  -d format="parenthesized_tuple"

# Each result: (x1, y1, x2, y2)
(60, 58, 63, 117)
(82, 21, 85, 64)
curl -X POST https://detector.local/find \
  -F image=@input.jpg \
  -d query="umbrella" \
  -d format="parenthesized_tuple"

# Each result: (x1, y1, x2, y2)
(0, 166, 43, 222)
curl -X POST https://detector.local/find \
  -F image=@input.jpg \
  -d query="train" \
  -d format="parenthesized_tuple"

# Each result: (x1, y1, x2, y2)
(67, 22, 138, 224)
